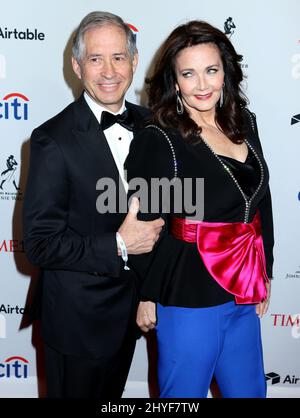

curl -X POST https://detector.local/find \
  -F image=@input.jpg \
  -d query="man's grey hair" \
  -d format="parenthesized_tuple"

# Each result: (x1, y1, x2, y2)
(72, 11, 137, 62)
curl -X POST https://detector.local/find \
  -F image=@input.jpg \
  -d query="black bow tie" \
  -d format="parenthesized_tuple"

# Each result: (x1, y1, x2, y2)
(100, 109, 135, 131)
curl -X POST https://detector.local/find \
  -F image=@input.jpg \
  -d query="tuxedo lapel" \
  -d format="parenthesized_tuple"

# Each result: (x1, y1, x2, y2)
(71, 96, 148, 197)
(72, 94, 120, 182)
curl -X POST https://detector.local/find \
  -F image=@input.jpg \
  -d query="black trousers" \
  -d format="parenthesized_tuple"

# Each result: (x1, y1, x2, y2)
(44, 327, 137, 399)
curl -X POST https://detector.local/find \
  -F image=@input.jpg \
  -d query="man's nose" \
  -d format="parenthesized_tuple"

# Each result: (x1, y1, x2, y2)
(101, 60, 115, 78)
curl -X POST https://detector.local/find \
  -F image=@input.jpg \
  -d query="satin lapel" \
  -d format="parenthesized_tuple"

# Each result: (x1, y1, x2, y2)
(71, 97, 147, 197)
(72, 94, 121, 183)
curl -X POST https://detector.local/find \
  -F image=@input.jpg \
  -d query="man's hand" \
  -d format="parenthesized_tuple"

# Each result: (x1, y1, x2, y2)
(136, 301, 157, 332)
(117, 197, 164, 255)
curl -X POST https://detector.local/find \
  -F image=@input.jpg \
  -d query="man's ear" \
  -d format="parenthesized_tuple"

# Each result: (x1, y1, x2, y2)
(72, 56, 82, 80)
(132, 52, 138, 74)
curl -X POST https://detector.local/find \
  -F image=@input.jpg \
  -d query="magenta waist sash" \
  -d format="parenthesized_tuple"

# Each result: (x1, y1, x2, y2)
(170, 212, 269, 304)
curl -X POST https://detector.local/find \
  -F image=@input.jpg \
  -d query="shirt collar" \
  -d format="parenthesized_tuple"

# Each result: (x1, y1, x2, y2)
(84, 91, 126, 123)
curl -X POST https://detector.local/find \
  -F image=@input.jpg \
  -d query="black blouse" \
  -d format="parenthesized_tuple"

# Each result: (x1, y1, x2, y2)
(219, 150, 261, 199)
(125, 109, 274, 308)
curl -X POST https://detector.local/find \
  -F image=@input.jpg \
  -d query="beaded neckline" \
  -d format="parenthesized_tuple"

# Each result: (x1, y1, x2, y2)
(200, 136, 264, 223)
(146, 124, 178, 178)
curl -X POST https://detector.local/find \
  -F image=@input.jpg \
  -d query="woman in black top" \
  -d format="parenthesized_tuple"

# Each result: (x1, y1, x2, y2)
(125, 20, 274, 398)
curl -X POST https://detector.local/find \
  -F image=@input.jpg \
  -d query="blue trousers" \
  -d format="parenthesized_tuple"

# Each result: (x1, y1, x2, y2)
(156, 301, 266, 398)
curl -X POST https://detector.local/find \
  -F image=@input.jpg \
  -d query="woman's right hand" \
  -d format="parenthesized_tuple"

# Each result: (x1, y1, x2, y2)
(136, 301, 157, 332)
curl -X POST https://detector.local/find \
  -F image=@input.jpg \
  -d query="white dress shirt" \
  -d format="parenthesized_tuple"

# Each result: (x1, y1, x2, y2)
(84, 91, 133, 192)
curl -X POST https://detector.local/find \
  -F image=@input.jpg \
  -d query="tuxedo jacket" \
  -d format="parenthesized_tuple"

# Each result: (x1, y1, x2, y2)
(23, 94, 149, 358)
(125, 109, 274, 307)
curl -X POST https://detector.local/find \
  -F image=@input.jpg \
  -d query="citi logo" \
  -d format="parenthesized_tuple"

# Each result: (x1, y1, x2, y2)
(0, 356, 29, 378)
(0, 93, 29, 120)
(266, 372, 300, 385)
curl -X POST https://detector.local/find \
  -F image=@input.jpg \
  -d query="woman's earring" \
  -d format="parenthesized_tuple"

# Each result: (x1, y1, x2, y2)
(176, 91, 184, 115)
(219, 83, 225, 107)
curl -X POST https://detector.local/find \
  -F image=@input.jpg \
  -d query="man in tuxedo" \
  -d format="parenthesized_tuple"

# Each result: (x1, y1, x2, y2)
(23, 11, 163, 398)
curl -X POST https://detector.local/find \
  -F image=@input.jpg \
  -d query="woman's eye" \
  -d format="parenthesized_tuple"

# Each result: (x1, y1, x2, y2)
(182, 71, 192, 77)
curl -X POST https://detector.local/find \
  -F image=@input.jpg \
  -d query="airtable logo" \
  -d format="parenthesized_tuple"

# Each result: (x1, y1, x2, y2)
(0, 27, 45, 41)
(0, 356, 29, 378)
(0, 93, 29, 120)
(266, 372, 300, 385)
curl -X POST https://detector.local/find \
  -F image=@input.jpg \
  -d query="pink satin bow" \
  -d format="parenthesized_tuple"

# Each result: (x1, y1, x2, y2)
(171, 212, 269, 304)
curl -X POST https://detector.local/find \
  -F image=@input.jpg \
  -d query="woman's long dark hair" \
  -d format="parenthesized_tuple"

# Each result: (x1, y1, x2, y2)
(146, 20, 248, 144)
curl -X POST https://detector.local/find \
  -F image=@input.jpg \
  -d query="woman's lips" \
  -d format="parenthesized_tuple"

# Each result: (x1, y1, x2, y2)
(194, 93, 213, 100)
